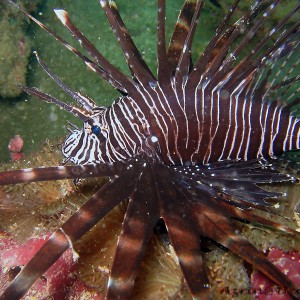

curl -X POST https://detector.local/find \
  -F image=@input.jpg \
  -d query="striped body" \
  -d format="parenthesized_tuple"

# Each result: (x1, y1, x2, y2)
(63, 82, 300, 165)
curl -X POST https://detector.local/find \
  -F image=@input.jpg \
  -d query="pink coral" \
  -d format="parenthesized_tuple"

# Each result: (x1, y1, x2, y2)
(8, 135, 24, 161)
(251, 248, 300, 300)
(0, 234, 103, 299)
(8, 135, 24, 153)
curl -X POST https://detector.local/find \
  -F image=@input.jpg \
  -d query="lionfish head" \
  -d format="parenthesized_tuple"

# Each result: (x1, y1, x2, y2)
(62, 109, 108, 165)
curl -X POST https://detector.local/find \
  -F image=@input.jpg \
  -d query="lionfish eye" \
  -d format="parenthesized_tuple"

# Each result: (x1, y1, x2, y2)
(91, 125, 101, 136)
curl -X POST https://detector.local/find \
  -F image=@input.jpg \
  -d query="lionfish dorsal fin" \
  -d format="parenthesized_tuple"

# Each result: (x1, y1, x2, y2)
(189, 0, 300, 99)
(224, 2, 300, 92)
(167, 0, 199, 75)
(197, 0, 279, 87)
(100, 0, 156, 87)
(53, 8, 135, 94)
(174, 0, 203, 84)
(9, 0, 136, 94)
(188, 0, 241, 86)
(157, 0, 172, 83)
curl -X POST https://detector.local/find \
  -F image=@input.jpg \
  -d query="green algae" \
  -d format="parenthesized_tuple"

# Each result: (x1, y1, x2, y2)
(0, 0, 42, 99)
(0, 14, 31, 98)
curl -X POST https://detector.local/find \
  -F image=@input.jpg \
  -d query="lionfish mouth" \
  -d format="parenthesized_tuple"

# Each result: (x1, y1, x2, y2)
(0, 0, 300, 299)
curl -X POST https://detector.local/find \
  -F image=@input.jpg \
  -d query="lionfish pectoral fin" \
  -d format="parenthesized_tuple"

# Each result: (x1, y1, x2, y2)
(210, 194, 298, 235)
(107, 167, 160, 299)
(157, 172, 212, 299)
(0, 165, 138, 299)
(161, 209, 211, 299)
(0, 163, 124, 185)
(0, 229, 70, 300)
(192, 204, 298, 291)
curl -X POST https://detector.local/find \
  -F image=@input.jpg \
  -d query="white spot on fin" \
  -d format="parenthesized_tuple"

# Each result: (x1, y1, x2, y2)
(54, 9, 68, 25)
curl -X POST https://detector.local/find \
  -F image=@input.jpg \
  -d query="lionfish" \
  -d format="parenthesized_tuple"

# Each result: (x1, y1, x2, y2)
(1, 0, 300, 298)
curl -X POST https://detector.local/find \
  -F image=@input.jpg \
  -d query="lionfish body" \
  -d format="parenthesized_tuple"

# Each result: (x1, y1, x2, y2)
(64, 70, 300, 166)
(1, 0, 300, 299)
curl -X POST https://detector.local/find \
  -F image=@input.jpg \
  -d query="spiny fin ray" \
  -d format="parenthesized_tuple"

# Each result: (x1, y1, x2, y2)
(0, 165, 139, 299)
(107, 167, 160, 299)
(100, 0, 156, 86)
(167, 0, 198, 75)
